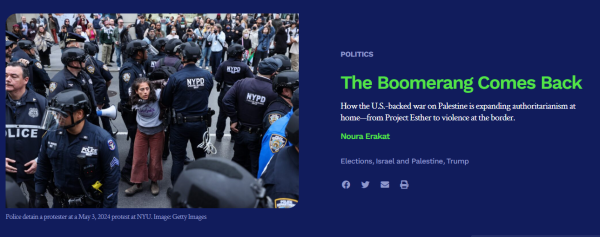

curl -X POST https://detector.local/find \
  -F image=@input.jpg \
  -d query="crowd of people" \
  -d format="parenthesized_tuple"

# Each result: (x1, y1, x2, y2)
(5, 13, 300, 209)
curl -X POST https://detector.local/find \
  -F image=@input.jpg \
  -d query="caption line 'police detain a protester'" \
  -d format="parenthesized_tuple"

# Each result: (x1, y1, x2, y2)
(160, 42, 214, 198)
(35, 90, 120, 208)
(223, 57, 280, 177)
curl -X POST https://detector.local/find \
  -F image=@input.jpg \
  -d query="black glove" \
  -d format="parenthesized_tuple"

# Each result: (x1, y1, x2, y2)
(35, 193, 49, 208)
(216, 82, 222, 92)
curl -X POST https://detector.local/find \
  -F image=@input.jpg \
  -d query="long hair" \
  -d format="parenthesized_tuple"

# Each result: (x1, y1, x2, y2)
(129, 78, 158, 106)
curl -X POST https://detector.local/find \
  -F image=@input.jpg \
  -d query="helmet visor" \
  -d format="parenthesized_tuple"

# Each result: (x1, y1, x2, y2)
(40, 107, 70, 131)
(147, 45, 159, 56)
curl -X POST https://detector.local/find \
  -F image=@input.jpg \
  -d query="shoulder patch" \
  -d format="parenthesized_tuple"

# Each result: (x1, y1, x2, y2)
(49, 82, 57, 93)
(87, 65, 95, 74)
(103, 65, 108, 71)
(122, 73, 131, 83)
(274, 198, 297, 209)
(107, 139, 116, 151)
(269, 134, 287, 153)
(110, 157, 119, 168)
(35, 61, 42, 69)
(268, 113, 281, 124)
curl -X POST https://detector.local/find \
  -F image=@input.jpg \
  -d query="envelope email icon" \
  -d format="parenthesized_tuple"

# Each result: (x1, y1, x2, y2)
(380, 181, 390, 188)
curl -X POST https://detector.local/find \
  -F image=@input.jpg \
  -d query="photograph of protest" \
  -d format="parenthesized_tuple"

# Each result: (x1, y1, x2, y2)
(5, 13, 299, 208)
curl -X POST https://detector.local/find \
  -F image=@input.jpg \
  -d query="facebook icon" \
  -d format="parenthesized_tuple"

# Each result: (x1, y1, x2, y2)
(342, 180, 351, 189)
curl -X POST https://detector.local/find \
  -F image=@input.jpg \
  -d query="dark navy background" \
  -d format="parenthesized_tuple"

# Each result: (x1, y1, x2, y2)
(2, 1, 599, 236)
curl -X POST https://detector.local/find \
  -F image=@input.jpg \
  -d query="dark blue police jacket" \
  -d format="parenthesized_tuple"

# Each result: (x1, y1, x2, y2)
(119, 58, 146, 102)
(5, 89, 47, 183)
(222, 75, 278, 127)
(34, 121, 120, 208)
(48, 68, 97, 108)
(161, 64, 214, 116)
(85, 56, 113, 105)
(262, 145, 299, 208)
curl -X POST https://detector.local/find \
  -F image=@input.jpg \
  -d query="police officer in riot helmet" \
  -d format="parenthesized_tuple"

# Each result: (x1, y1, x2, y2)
(161, 42, 214, 198)
(145, 37, 168, 78)
(263, 70, 299, 131)
(170, 158, 273, 208)
(154, 38, 184, 72)
(5, 61, 48, 207)
(35, 89, 120, 208)
(222, 57, 280, 177)
(13, 40, 51, 96)
(118, 39, 149, 185)
(49, 47, 100, 126)
(261, 109, 299, 208)
(271, 54, 292, 72)
(84, 41, 114, 136)
(215, 43, 254, 142)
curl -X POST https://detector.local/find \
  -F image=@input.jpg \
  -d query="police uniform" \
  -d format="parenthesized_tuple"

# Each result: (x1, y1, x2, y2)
(5, 88, 47, 207)
(153, 55, 184, 71)
(35, 122, 120, 208)
(85, 55, 113, 134)
(261, 146, 299, 208)
(145, 51, 166, 77)
(49, 68, 99, 125)
(215, 57, 254, 140)
(161, 63, 214, 185)
(262, 97, 292, 131)
(118, 57, 146, 181)
(222, 74, 278, 177)
(257, 110, 292, 178)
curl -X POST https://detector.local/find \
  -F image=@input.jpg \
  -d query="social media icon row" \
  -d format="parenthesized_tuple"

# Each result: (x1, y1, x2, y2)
(342, 180, 409, 189)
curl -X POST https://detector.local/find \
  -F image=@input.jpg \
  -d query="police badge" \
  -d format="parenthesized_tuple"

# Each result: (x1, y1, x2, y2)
(123, 73, 131, 83)
(268, 113, 281, 124)
(35, 61, 42, 69)
(28, 108, 39, 118)
(274, 198, 297, 208)
(49, 82, 57, 93)
(269, 134, 287, 153)
(87, 65, 95, 74)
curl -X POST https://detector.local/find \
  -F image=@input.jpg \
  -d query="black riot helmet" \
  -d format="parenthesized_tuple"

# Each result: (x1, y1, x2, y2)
(61, 47, 86, 69)
(126, 40, 149, 58)
(171, 158, 273, 208)
(272, 70, 299, 96)
(177, 42, 201, 62)
(83, 42, 98, 56)
(227, 43, 245, 58)
(41, 89, 92, 131)
(271, 54, 292, 72)
(165, 38, 183, 55)
(6, 175, 28, 208)
(153, 38, 168, 52)
(291, 88, 299, 111)
(17, 40, 35, 50)
(285, 109, 299, 148)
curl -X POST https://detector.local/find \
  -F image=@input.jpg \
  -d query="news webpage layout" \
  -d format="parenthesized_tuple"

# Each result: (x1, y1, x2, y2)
(2, 2, 600, 237)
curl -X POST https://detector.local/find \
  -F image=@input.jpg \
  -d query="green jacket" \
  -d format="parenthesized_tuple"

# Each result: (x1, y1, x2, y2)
(100, 27, 116, 44)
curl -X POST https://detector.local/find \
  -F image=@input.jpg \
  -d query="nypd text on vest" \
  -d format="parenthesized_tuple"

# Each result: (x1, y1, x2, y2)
(246, 93, 266, 105)
(187, 78, 205, 89)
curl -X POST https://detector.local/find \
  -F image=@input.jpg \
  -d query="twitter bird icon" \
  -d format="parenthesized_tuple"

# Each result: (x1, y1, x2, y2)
(361, 181, 370, 188)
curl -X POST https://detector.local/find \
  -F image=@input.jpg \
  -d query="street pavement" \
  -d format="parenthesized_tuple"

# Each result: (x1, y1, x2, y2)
(40, 44, 237, 208)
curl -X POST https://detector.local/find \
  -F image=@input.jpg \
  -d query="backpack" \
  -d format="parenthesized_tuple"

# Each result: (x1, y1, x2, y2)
(150, 57, 181, 81)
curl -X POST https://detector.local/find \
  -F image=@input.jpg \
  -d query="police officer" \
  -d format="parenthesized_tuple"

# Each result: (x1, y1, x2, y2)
(5, 62, 48, 207)
(153, 38, 184, 72)
(257, 88, 299, 178)
(13, 40, 51, 96)
(84, 42, 114, 136)
(271, 54, 292, 72)
(161, 42, 214, 197)
(118, 39, 149, 184)
(145, 38, 168, 78)
(263, 70, 299, 131)
(170, 158, 273, 208)
(49, 47, 100, 126)
(215, 44, 254, 142)
(261, 109, 299, 208)
(35, 90, 120, 208)
(222, 58, 280, 177)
